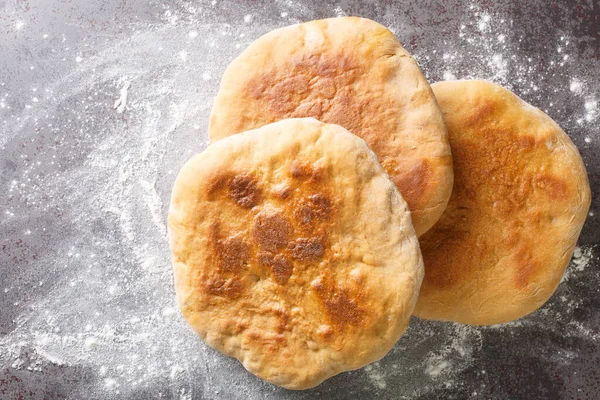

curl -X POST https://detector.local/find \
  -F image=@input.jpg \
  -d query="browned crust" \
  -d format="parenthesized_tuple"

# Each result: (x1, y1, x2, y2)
(209, 17, 453, 236)
(414, 80, 591, 326)
(169, 118, 423, 389)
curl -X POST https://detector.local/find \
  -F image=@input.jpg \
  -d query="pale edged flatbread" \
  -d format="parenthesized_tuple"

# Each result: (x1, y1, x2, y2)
(169, 118, 424, 389)
(209, 17, 453, 236)
(414, 80, 591, 326)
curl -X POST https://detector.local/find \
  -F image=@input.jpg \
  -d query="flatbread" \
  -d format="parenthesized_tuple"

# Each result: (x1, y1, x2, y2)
(413, 80, 591, 326)
(209, 17, 453, 236)
(169, 118, 424, 389)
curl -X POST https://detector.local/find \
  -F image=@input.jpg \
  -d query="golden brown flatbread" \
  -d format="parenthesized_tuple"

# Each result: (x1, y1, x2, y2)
(209, 17, 453, 236)
(169, 118, 424, 389)
(414, 80, 591, 325)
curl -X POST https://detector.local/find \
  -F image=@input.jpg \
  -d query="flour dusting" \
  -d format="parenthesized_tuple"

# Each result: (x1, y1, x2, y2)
(562, 245, 595, 282)
(113, 80, 131, 113)
(364, 362, 387, 389)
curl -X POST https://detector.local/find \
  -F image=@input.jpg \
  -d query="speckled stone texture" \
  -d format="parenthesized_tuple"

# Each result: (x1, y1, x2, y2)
(0, 1, 598, 399)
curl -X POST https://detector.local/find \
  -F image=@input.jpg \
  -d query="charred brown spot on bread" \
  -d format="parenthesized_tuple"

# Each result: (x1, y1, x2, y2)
(271, 256, 293, 285)
(313, 279, 364, 327)
(205, 222, 248, 298)
(208, 172, 261, 208)
(257, 251, 273, 268)
(273, 307, 291, 334)
(290, 161, 314, 180)
(210, 222, 250, 273)
(290, 161, 326, 183)
(295, 193, 333, 225)
(288, 237, 325, 262)
(204, 276, 243, 299)
(269, 75, 311, 115)
(392, 159, 432, 210)
(257, 251, 293, 285)
(229, 174, 260, 208)
(532, 174, 567, 200)
(207, 173, 229, 198)
(217, 236, 250, 273)
(252, 211, 293, 251)
(323, 87, 363, 137)
(512, 248, 541, 289)
(245, 52, 361, 124)
(310, 166, 326, 182)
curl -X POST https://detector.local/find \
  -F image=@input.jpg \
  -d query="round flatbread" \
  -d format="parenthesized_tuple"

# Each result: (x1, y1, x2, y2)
(169, 118, 424, 389)
(413, 80, 591, 326)
(209, 17, 453, 236)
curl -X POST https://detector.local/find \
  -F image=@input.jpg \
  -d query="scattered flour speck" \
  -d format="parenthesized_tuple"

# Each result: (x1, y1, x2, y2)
(561, 245, 595, 282)
(570, 79, 583, 94)
(113, 80, 131, 113)
(426, 360, 450, 377)
(364, 362, 387, 389)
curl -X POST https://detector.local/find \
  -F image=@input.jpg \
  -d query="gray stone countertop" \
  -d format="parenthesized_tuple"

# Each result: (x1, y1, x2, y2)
(0, 1, 598, 399)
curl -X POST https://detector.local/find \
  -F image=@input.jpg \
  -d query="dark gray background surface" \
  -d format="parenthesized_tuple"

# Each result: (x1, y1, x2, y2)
(1, 0, 599, 399)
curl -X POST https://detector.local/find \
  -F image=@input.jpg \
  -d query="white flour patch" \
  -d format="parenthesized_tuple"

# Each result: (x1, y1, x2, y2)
(423, 324, 481, 380)
(374, 320, 482, 397)
(0, 21, 247, 398)
(425, 359, 450, 377)
(584, 98, 598, 122)
(364, 362, 387, 389)
(562, 245, 595, 282)
(334, 5, 347, 17)
(179, 50, 188, 62)
(570, 79, 583, 95)
(113, 80, 131, 113)
(478, 14, 491, 32)
(139, 178, 167, 234)
(572, 246, 594, 272)
(443, 70, 457, 81)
